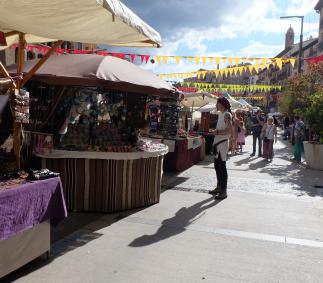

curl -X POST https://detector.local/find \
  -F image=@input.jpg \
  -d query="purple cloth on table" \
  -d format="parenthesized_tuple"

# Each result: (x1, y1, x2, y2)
(0, 177, 67, 241)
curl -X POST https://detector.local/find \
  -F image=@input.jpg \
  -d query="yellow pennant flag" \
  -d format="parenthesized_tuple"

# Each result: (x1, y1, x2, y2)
(275, 58, 283, 70)
(248, 65, 254, 74)
(187, 57, 194, 63)
(202, 57, 207, 65)
(162, 56, 169, 64)
(155, 56, 161, 64)
(202, 71, 207, 79)
(289, 58, 296, 68)
(195, 57, 201, 64)
(215, 57, 221, 65)
(254, 64, 260, 74)
(229, 68, 234, 76)
(227, 57, 233, 65)
(234, 57, 240, 66)
(262, 58, 267, 68)
(222, 57, 227, 64)
(174, 56, 181, 64)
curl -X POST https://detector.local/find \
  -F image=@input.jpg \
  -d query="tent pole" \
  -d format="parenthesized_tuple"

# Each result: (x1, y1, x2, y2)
(13, 32, 25, 168)
(20, 40, 63, 87)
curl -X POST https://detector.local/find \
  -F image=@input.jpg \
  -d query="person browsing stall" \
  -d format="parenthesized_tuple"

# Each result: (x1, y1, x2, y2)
(208, 97, 232, 200)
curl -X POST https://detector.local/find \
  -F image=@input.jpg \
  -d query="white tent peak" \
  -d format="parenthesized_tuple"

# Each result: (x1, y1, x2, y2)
(0, 0, 161, 49)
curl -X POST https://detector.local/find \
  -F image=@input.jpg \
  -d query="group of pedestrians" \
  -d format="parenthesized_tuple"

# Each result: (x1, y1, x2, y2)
(209, 96, 305, 201)
(227, 109, 278, 162)
(249, 110, 278, 162)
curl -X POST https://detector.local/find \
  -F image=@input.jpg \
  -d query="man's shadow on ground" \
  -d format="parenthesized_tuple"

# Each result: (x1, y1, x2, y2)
(129, 197, 221, 247)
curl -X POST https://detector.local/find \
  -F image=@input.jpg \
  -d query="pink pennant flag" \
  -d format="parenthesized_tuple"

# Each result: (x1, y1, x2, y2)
(140, 55, 150, 63)
(118, 53, 125, 60)
(130, 54, 136, 62)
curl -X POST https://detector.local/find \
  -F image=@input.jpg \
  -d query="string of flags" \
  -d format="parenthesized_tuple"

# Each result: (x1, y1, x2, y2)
(12, 44, 297, 68)
(180, 82, 282, 92)
(158, 58, 296, 79)
(11, 44, 151, 64)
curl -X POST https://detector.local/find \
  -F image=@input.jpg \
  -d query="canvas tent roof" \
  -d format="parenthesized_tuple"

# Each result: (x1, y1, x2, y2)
(222, 92, 243, 110)
(198, 103, 217, 113)
(180, 91, 218, 109)
(6, 54, 177, 97)
(0, 0, 161, 50)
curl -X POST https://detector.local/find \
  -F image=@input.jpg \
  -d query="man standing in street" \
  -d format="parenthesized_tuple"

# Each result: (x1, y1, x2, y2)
(250, 110, 264, 157)
(209, 97, 232, 200)
(293, 116, 305, 162)
(283, 115, 291, 140)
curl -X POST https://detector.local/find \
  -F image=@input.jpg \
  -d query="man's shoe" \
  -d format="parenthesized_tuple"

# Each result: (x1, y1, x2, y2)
(250, 153, 255, 157)
(214, 193, 227, 200)
(209, 187, 220, 195)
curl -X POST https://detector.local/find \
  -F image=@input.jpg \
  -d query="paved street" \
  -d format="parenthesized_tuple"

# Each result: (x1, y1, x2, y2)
(4, 134, 323, 283)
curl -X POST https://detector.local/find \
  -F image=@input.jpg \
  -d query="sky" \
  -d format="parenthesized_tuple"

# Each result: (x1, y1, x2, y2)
(103, 0, 320, 77)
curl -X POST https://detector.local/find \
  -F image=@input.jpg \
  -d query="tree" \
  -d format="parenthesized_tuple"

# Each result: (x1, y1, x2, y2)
(278, 63, 323, 117)
(278, 63, 323, 142)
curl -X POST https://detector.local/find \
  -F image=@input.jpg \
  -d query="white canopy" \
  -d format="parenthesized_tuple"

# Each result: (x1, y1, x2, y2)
(0, 0, 161, 50)
(180, 91, 218, 109)
(198, 103, 217, 113)
(238, 98, 253, 110)
(222, 92, 243, 110)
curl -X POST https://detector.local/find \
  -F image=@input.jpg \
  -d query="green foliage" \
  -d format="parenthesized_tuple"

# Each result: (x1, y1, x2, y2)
(278, 63, 323, 141)
(303, 92, 323, 143)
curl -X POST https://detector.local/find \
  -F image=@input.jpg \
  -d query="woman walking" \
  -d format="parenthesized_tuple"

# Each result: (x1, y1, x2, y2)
(237, 121, 246, 153)
(261, 117, 277, 162)
(209, 97, 232, 200)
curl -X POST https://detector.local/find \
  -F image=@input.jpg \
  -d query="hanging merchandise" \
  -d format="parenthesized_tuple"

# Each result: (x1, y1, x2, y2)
(23, 131, 54, 155)
(52, 87, 147, 152)
(148, 97, 160, 133)
(14, 89, 30, 124)
(158, 99, 180, 137)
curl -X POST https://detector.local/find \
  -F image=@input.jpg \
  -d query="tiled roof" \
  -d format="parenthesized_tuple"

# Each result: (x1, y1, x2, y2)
(275, 38, 318, 58)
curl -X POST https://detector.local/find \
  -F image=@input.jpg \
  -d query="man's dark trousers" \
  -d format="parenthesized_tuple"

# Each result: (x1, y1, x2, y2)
(252, 133, 262, 156)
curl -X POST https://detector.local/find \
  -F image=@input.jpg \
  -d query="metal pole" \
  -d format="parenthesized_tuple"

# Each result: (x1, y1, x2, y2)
(298, 16, 304, 74)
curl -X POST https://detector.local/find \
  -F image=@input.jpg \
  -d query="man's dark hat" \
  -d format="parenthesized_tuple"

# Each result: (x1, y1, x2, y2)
(217, 96, 231, 110)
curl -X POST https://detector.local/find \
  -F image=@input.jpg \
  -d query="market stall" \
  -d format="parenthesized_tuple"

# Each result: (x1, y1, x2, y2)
(137, 91, 209, 172)
(0, 175, 67, 278)
(7, 54, 177, 213)
(0, 0, 164, 277)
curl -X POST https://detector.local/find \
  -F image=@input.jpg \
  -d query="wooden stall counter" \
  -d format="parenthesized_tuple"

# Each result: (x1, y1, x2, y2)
(37, 147, 168, 213)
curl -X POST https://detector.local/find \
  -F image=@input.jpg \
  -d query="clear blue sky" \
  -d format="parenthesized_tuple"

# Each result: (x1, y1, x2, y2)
(103, 0, 320, 75)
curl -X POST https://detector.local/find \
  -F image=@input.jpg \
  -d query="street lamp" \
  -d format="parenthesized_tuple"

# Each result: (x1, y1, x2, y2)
(280, 15, 304, 74)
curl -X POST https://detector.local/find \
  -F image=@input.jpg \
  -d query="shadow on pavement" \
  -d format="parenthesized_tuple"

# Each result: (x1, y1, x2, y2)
(129, 197, 221, 247)
(2, 210, 139, 282)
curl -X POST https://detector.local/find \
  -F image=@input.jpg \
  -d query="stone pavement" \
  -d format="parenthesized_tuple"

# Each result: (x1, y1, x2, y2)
(3, 134, 323, 283)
